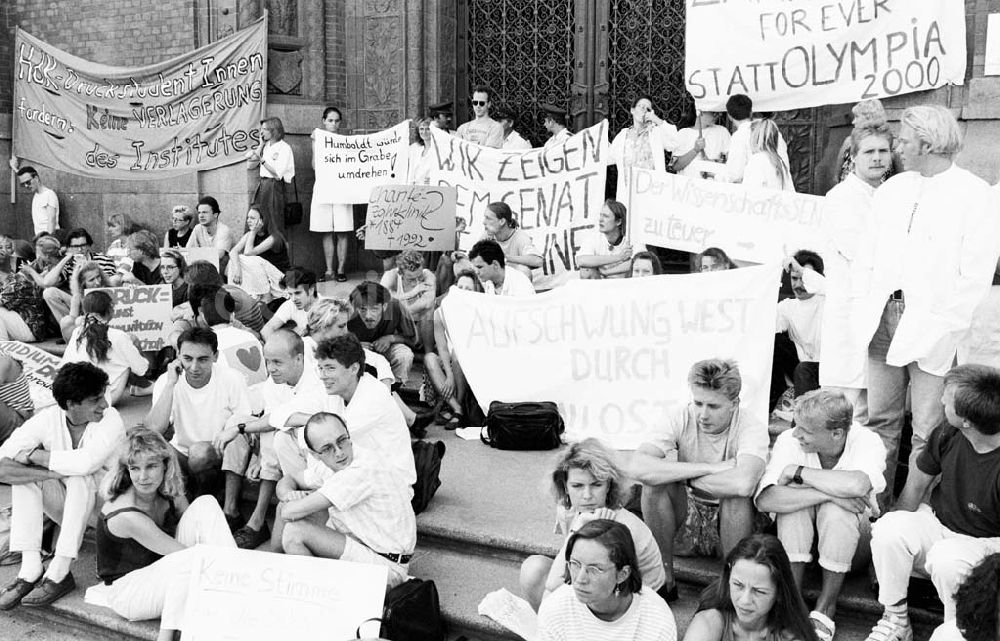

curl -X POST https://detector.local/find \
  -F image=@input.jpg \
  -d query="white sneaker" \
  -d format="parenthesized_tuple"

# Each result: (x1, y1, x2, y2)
(865, 613, 912, 641)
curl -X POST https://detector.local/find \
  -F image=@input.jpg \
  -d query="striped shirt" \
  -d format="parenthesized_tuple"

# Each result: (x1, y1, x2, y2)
(0, 369, 33, 416)
(60, 253, 118, 282)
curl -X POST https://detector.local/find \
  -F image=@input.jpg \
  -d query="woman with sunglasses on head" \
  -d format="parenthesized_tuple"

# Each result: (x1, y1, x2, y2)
(537, 519, 676, 641)
(310, 107, 354, 282)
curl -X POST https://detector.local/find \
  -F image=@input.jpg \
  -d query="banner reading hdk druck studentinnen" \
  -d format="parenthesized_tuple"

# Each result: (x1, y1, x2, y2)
(12, 17, 266, 179)
(686, 0, 967, 112)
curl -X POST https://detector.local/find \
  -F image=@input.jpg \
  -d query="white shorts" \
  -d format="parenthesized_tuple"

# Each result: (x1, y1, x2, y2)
(310, 202, 354, 232)
(341, 536, 409, 588)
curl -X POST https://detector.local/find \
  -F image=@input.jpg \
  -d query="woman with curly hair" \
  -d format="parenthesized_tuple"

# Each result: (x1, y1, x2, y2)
(520, 439, 668, 611)
(87, 428, 235, 641)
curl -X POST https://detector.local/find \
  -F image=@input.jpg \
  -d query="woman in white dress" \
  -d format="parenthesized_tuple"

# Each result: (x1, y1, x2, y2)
(310, 107, 353, 282)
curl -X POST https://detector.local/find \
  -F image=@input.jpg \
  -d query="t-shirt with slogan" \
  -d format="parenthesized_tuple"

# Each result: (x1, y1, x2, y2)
(918, 422, 1000, 538)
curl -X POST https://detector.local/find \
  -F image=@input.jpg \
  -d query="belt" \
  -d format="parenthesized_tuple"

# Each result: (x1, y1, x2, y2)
(889, 290, 904, 301)
(377, 551, 413, 564)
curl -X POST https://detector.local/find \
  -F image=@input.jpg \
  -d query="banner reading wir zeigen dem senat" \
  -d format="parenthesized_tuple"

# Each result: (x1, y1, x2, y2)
(12, 17, 266, 179)
(685, 0, 967, 112)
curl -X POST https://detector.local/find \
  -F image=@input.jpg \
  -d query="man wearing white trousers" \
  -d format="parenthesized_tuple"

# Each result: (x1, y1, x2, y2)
(865, 364, 1000, 641)
(0, 362, 125, 609)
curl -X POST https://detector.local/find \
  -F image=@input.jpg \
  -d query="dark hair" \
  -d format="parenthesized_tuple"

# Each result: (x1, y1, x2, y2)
(78, 290, 114, 363)
(197, 196, 221, 215)
(469, 239, 505, 269)
(160, 249, 187, 278)
(486, 202, 518, 230)
(196, 287, 235, 326)
(303, 412, 349, 451)
(698, 534, 819, 641)
(246, 207, 285, 249)
(280, 267, 318, 294)
(184, 261, 222, 287)
(631, 95, 654, 110)
(454, 269, 485, 292)
(699, 247, 734, 271)
(726, 94, 753, 121)
(471, 84, 493, 101)
(944, 364, 1000, 435)
(322, 106, 343, 120)
(544, 110, 568, 128)
(16, 166, 39, 179)
(793, 249, 824, 276)
(314, 334, 365, 380)
(956, 553, 1000, 641)
(349, 281, 391, 308)
(53, 362, 109, 410)
(66, 228, 94, 247)
(177, 326, 218, 354)
(564, 520, 643, 595)
(604, 199, 627, 235)
(630, 251, 663, 275)
(493, 108, 514, 125)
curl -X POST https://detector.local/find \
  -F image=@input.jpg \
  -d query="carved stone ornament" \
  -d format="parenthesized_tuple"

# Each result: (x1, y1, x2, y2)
(268, 48, 304, 95)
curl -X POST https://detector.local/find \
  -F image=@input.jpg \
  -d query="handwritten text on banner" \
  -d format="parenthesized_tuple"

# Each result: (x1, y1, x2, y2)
(685, 0, 967, 111)
(365, 184, 458, 252)
(0, 341, 60, 409)
(312, 122, 411, 205)
(92, 285, 173, 351)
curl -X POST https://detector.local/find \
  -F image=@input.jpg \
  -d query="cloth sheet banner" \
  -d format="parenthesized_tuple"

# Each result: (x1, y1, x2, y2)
(92, 285, 172, 351)
(12, 18, 266, 179)
(630, 167, 832, 264)
(177, 545, 387, 640)
(176, 246, 220, 269)
(364, 184, 458, 251)
(685, 0, 967, 111)
(312, 122, 411, 205)
(441, 263, 780, 449)
(0, 341, 59, 410)
(428, 122, 609, 290)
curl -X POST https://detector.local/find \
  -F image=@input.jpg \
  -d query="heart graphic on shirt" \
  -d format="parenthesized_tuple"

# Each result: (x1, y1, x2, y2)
(236, 346, 262, 372)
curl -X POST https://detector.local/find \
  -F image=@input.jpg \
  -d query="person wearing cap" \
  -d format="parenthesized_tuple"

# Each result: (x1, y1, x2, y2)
(542, 104, 572, 150)
(428, 102, 453, 132)
(456, 85, 504, 148)
(495, 109, 532, 151)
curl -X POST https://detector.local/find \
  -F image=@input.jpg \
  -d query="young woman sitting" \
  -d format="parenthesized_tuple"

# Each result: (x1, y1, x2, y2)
(227, 207, 289, 302)
(60, 260, 113, 342)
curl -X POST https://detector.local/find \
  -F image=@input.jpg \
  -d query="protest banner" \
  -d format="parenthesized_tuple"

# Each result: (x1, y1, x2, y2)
(364, 184, 458, 251)
(181, 545, 387, 641)
(312, 122, 411, 204)
(176, 246, 220, 269)
(629, 167, 831, 264)
(686, 0, 967, 111)
(441, 263, 780, 449)
(0, 341, 59, 409)
(12, 18, 266, 179)
(428, 122, 609, 290)
(92, 285, 173, 351)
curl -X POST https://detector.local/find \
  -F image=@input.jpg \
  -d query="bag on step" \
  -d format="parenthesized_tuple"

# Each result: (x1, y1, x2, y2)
(411, 440, 445, 515)
(355, 578, 446, 641)
(481, 401, 564, 450)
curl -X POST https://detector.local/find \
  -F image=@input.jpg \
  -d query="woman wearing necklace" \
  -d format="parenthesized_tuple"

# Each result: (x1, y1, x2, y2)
(537, 519, 676, 641)
(576, 199, 633, 279)
(482, 202, 542, 278)
(609, 96, 680, 199)
(683, 534, 818, 641)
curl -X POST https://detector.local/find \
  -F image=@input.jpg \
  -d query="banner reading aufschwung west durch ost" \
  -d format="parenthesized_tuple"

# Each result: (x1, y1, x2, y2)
(686, 0, 967, 112)
(12, 18, 266, 179)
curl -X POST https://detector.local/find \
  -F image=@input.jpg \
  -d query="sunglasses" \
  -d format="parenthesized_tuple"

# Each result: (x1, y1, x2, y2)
(471, 100, 487, 106)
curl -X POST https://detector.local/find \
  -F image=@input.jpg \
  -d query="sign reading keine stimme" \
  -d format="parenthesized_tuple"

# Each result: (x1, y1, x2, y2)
(12, 17, 266, 179)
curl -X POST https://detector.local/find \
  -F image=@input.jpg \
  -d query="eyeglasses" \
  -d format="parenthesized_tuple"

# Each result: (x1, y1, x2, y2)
(471, 100, 487, 106)
(567, 560, 614, 577)
(162, 264, 180, 271)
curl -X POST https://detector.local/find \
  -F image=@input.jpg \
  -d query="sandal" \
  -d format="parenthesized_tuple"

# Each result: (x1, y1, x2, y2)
(444, 413, 464, 430)
(436, 406, 455, 425)
(809, 611, 836, 641)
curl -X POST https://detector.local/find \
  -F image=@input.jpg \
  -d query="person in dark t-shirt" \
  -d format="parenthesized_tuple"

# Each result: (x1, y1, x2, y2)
(347, 281, 417, 384)
(863, 364, 1000, 641)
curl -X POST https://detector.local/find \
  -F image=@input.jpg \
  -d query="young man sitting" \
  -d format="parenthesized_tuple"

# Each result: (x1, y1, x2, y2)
(628, 358, 768, 600)
(0, 362, 125, 609)
(469, 239, 535, 297)
(771, 250, 827, 409)
(347, 281, 418, 385)
(866, 364, 1000, 641)
(262, 267, 320, 339)
(756, 389, 886, 641)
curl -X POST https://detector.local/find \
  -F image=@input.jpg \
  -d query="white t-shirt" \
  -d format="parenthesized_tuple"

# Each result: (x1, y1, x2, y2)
(483, 267, 535, 296)
(537, 584, 676, 641)
(31, 186, 59, 235)
(776, 289, 825, 362)
(673, 125, 732, 178)
(725, 120, 789, 184)
(272, 299, 309, 335)
(576, 232, 632, 261)
(214, 324, 267, 386)
(544, 128, 572, 150)
(456, 117, 504, 148)
(503, 131, 532, 151)
(61, 326, 149, 392)
(259, 139, 295, 182)
(152, 365, 251, 455)
(187, 222, 236, 253)
(259, 366, 327, 430)
(743, 152, 795, 192)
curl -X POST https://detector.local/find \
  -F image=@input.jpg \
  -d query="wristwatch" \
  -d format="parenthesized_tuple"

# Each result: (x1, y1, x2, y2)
(237, 423, 246, 435)
(792, 465, 804, 485)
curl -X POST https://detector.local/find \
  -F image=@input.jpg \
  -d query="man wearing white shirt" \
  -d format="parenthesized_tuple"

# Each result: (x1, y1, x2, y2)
(0, 362, 125, 609)
(859, 105, 1000, 506)
(724, 94, 789, 184)
(14, 164, 59, 235)
(773, 251, 826, 404)
(757, 390, 886, 639)
(456, 85, 504, 148)
(542, 104, 572, 150)
(469, 239, 535, 296)
(186, 196, 236, 269)
(261, 267, 319, 339)
(496, 109, 532, 151)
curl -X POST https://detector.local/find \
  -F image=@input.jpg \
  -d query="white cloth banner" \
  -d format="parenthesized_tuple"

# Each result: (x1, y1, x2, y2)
(685, 0, 967, 111)
(630, 167, 832, 264)
(0, 341, 59, 409)
(441, 264, 780, 449)
(312, 122, 411, 204)
(428, 122, 609, 289)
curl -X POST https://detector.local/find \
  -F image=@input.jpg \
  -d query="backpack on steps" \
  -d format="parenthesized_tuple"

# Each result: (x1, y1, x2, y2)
(411, 440, 445, 515)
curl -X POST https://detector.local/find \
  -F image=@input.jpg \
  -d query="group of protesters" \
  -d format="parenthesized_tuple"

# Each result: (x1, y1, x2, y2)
(0, 84, 996, 641)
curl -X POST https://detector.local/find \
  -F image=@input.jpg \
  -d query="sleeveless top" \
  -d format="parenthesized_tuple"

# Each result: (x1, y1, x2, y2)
(256, 234, 290, 272)
(96, 505, 179, 585)
(167, 228, 193, 248)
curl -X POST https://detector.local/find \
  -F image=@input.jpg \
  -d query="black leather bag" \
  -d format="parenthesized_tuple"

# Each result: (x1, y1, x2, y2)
(282, 179, 303, 226)
(481, 401, 565, 450)
(355, 578, 446, 641)
(410, 440, 445, 515)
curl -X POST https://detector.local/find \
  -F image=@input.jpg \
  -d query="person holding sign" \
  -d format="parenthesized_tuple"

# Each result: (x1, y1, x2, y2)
(609, 96, 680, 199)
(628, 359, 768, 599)
(186, 196, 236, 272)
(743, 120, 794, 192)
(408, 118, 437, 186)
(310, 107, 353, 282)
(456, 85, 504, 148)
(469, 239, 535, 297)
(248, 117, 295, 236)
(194, 288, 267, 388)
(227, 207, 288, 301)
(163, 205, 195, 249)
(279, 411, 416, 589)
(672, 110, 731, 179)
(496, 109, 532, 151)
(482, 202, 542, 278)
(576, 200, 633, 280)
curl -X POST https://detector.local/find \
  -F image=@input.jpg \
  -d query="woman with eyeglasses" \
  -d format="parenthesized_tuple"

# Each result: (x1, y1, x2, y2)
(159, 250, 189, 309)
(576, 200, 633, 280)
(310, 107, 353, 282)
(537, 519, 676, 641)
(163, 206, 194, 248)
(522, 440, 670, 613)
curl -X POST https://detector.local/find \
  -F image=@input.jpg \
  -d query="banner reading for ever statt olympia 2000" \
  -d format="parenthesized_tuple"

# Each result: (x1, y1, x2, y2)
(12, 18, 266, 179)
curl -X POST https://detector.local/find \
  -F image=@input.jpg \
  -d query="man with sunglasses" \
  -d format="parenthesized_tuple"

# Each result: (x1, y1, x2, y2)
(456, 85, 504, 148)
(12, 160, 59, 236)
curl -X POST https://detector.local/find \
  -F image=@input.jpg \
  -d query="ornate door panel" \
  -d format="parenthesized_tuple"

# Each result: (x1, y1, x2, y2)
(773, 109, 820, 195)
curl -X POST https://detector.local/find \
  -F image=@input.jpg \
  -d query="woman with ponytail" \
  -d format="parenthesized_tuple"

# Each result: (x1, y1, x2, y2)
(60, 291, 149, 406)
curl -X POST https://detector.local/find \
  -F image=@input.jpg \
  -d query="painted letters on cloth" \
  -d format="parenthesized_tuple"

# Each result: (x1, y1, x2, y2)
(0, 341, 59, 409)
(312, 122, 411, 204)
(441, 264, 779, 449)
(630, 168, 831, 264)
(12, 18, 266, 179)
(428, 122, 609, 290)
(685, 0, 967, 111)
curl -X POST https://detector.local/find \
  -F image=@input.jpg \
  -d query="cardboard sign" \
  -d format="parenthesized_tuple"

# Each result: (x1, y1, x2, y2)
(12, 19, 266, 179)
(312, 122, 411, 204)
(441, 263, 780, 449)
(176, 246, 220, 269)
(686, 0, 967, 111)
(181, 545, 387, 641)
(0, 341, 60, 409)
(91, 285, 173, 351)
(364, 184, 458, 251)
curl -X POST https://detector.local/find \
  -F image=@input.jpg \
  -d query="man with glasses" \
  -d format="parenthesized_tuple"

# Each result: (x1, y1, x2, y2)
(41, 228, 120, 327)
(456, 85, 504, 148)
(12, 161, 59, 236)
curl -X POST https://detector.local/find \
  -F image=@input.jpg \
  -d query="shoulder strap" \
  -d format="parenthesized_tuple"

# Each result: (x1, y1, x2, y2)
(103, 506, 151, 521)
(355, 617, 383, 639)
